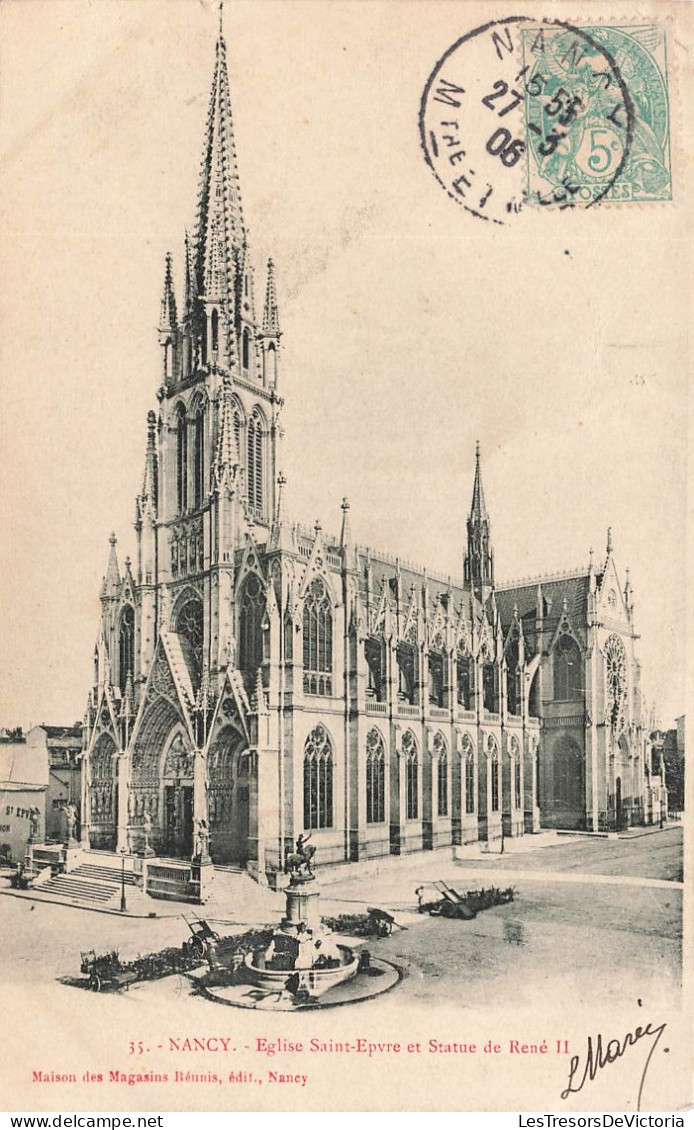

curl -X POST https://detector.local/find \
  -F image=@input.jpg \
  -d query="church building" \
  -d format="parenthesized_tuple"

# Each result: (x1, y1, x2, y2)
(81, 21, 663, 883)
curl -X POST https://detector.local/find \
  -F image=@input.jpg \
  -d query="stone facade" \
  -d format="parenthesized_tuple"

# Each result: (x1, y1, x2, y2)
(80, 23, 664, 881)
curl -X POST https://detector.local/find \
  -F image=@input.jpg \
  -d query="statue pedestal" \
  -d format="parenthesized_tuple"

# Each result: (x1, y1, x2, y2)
(282, 875, 321, 930)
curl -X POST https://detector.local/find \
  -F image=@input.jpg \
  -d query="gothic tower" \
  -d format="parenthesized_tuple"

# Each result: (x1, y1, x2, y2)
(138, 18, 283, 689)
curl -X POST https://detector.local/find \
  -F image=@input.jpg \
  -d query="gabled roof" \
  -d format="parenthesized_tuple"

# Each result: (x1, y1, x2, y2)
(496, 571, 590, 628)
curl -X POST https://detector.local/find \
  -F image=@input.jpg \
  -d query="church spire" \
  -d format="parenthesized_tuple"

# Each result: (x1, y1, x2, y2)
(470, 441, 489, 525)
(193, 13, 246, 345)
(464, 442, 494, 601)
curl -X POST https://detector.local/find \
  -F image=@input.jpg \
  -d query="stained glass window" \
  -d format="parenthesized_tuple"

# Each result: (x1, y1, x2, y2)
(435, 734, 448, 817)
(303, 577, 333, 696)
(554, 633, 582, 701)
(176, 598, 203, 692)
(303, 724, 333, 829)
(366, 728, 386, 824)
(404, 730, 418, 820)
(239, 573, 265, 672)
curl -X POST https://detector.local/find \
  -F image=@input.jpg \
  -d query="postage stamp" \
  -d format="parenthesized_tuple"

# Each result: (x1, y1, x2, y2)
(419, 18, 671, 222)
(521, 24, 672, 205)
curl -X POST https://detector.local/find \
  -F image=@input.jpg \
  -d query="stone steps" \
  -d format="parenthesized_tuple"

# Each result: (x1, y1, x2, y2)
(38, 875, 117, 904)
(73, 863, 138, 886)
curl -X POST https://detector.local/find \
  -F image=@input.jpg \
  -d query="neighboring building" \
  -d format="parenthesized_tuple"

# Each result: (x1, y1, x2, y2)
(26, 725, 83, 840)
(662, 716, 685, 814)
(81, 22, 661, 879)
(0, 728, 47, 863)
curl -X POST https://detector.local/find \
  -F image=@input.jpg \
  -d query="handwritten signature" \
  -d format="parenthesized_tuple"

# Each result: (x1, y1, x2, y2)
(561, 1019, 667, 1110)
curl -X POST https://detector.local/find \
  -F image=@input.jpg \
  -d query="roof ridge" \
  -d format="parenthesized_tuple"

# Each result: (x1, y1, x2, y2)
(497, 565, 590, 590)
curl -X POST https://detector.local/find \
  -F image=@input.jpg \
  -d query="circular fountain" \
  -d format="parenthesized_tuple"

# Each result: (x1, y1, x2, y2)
(197, 859, 401, 1010)
(243, 873, 360, 998)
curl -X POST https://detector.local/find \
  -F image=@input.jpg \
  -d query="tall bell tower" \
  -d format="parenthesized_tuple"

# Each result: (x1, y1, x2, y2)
(134, 11, 284, 689)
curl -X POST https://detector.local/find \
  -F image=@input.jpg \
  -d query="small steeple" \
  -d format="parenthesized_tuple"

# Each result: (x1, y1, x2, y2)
(159, 253, 177, 333)
(606, 526, 614, 556)
(470, 441, 489, 525)
(263, 258, 280, 335)
(464, 442, 494, 601)
(101, 533, 121, 599)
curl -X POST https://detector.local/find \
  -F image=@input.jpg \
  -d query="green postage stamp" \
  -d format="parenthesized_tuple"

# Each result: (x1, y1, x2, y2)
(521, 24, 672, 205)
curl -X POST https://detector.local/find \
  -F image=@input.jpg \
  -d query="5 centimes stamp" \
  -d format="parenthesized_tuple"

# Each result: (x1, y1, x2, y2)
(419, 17, 642, 222)
(522, 25, 672, 205)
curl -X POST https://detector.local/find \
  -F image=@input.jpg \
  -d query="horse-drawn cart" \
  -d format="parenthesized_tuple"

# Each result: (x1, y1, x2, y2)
(80, 950, 138, 993)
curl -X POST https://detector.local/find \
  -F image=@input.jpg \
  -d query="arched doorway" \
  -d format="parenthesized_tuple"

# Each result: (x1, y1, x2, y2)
(207, 725, 249, 864)
(89, 733, 118, 850)
(161, 732, 195, 857)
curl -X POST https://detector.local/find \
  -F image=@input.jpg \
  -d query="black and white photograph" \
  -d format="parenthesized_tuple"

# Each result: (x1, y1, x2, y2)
(0, 0, 690, 1116)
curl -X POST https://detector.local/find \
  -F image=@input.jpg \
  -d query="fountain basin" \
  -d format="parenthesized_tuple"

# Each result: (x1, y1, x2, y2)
(244, 945, 359, 997)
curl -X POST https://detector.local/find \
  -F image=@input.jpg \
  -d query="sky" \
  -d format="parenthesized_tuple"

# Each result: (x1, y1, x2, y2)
(0, 0, 688, 730)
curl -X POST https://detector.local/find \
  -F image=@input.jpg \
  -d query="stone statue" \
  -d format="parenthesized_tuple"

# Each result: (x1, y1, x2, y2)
(63, 802, 78, 845)
(28, 807, 41, 842)
(142, 810, 154, 856)
(194, 817, 211, 862)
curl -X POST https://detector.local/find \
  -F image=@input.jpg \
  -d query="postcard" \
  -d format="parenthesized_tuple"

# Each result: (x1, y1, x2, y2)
(0, 0, 690, 1116)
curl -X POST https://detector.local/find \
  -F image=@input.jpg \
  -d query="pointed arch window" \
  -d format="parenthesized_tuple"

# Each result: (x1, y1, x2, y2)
(242, 327, 250, 371)
(366, 729, 386, 824)
(404, 731, 419, 820)
(239, 574, 265, 673)
(428, 649, 445, 707)
(435, 734, 448, 817)
(175, 404, 188, 514)
(303, 724, 333, 829)
(506, 635, 521, 715)
(464, 739, 476, 814)
(303, 577, 333, 696)
(118, 606, 135, 693)
(175, 598, 203, 694)
(511, 738, 522, 809)
(211, 309, 219, 355)
(482, 657, 499, 713)
(554, 633, 582, 701)
(365, 638, 384, 701)
(191, 399, 205, 509)
(457, 650, 475, 710)
(247, 412, 264, 516)
(489, 740, 500, 812)
(396, 642, 418, 705)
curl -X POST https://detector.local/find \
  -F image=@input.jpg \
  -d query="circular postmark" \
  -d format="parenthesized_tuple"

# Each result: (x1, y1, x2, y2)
(420, 17, 636, 223)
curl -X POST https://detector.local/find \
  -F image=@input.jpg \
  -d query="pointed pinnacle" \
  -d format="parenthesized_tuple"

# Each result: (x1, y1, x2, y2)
(102, 533, 121, 597)
(159, 252, 177, 332)
(263, 257, 280, 334)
